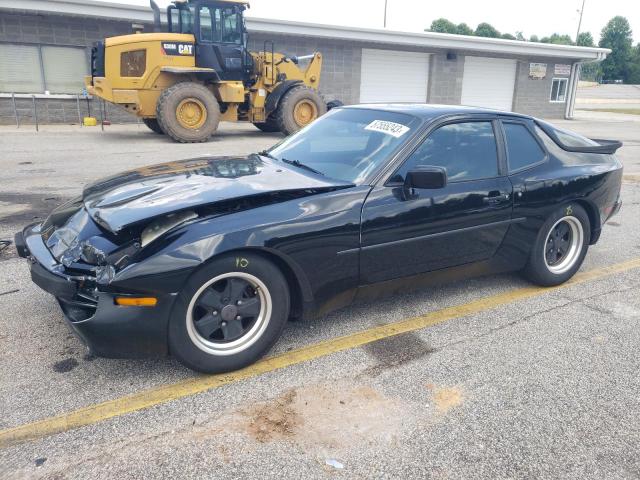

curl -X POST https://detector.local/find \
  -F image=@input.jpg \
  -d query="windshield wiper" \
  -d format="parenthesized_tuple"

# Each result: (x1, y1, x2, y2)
(281, 158, 324, 176)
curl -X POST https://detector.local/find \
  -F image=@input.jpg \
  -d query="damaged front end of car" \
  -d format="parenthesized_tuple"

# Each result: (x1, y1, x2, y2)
(15, 197, 198, 357)
(16, 154, 355, 358)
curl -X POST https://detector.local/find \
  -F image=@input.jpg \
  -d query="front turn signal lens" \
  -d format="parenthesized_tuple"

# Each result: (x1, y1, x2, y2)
(115, 297, 157, 307)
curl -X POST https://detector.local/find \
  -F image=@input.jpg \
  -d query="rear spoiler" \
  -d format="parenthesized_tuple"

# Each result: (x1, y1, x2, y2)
(535, 121, 623, 154)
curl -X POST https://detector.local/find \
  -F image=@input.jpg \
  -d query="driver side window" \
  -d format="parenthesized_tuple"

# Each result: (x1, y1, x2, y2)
(221, 8, 241, 44)
(394, 121, 499, 183)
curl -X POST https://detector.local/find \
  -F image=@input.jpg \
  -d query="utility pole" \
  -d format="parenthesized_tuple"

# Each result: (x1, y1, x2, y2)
(383, 0, 388, 28)
(576, 0, 586, 43)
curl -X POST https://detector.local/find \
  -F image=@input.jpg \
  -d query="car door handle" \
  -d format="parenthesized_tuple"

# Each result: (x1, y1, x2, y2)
(483, 193, 510, 204)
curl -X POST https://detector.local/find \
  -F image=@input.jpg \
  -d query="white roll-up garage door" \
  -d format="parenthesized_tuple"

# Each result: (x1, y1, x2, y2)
(461, 56, 517, 111)
(360, 49, 430, 103)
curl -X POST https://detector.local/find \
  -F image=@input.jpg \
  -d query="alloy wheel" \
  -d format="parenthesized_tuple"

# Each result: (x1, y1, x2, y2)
(186, 272, 272, 356)
(543, 216, 584, 275)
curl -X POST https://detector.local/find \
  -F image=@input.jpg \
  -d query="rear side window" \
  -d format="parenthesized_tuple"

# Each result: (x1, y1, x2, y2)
(503, 122, 546, 172)
(552, 127, 599, 147)
(396, 121, 499, 182)
(534, 126, 617, 166)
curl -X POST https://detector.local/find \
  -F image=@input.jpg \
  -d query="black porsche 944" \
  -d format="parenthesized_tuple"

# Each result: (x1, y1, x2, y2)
(15, 105, 623, 373)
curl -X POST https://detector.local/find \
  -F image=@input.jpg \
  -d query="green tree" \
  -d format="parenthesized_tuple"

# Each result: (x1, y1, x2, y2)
(428, 18, 458, 34)
(529, 34, 540, 42)
(576, 31, 594, 47)
(501, 33, 516, 40)
(515, 31, 526, 41)
(578, 32, 600, 81)
(627, 44, 640, 84)
(599, 16, 633, 81)
(456, 23, 473, 36)
(540, 33, 574, 45)
(475, 22, 500, 38)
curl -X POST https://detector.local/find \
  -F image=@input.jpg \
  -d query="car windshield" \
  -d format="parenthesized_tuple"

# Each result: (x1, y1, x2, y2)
(267, 108, 421, 183)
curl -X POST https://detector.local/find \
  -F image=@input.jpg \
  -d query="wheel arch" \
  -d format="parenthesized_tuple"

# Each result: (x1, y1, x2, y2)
(195, 246, 314, 321)
(264, 80, 303, 118)
(572, 198, 601, 244)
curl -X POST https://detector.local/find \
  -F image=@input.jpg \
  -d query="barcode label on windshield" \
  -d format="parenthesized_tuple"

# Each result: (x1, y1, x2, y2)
(365, 120, 410, 138)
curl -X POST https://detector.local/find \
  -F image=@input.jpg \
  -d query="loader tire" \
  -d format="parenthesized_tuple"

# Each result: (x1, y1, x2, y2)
(142, 118, 164, 134)
(252, 117, 280, 133)
(275, 86, 326, 136)
(156, 82, 220, 143)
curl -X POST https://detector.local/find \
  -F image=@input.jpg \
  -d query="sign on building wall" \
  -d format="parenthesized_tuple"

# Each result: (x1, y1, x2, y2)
(554, 64, 571, 76)
(529, 63, 547, 79)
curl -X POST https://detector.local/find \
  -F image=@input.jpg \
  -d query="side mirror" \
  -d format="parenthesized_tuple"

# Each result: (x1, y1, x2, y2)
(404, 166, 447, 190)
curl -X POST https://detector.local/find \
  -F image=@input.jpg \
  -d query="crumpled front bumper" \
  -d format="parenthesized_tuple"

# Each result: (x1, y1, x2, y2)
(16, 224, 175, 358)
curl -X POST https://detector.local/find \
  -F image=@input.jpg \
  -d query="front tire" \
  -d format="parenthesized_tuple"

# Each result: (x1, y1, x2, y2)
(156, 82, 220, 143)
(275, 86, 327, 135)
(523, 204, 590, 286)
(169, 253, 290, 373)
(142, 118, 164, 134)
(252, 116, 281, 133)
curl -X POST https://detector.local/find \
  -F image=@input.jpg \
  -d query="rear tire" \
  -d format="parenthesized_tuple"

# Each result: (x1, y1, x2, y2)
(156, 82, 220, 143)
(252, 117, 281, 133)
(275, 86, 326, 135)
(522, 203, 590, 286)
(142, 118, 164, 134)
(169, 252, 290, 373)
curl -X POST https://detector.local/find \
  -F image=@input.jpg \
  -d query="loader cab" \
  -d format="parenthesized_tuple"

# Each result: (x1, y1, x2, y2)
(167, 0, 251, 81)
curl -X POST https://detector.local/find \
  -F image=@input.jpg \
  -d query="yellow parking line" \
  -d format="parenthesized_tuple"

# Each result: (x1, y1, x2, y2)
(2, 257, 640, 449)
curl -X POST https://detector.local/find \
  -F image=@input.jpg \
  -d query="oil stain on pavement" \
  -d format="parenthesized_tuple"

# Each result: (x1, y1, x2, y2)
(362, 331, 436, 376)
(52, 358, 79, 373)
(0, 193, 69, 227)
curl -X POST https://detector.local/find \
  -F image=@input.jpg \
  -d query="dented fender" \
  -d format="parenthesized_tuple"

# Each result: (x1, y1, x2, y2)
(108, 186, 371, 312)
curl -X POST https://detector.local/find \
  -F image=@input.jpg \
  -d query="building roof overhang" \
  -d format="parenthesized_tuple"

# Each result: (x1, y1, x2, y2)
(0, 0, 609, 61)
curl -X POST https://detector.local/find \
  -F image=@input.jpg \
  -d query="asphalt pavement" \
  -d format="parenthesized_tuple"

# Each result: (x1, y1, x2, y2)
(0, 119, 639, 479)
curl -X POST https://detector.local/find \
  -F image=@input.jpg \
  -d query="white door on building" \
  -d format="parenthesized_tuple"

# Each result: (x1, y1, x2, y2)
(360, 49, 430, 103)
(461, 56, 517, 111)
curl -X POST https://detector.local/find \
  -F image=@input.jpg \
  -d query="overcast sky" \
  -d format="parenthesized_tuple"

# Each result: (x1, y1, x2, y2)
(101, 0, 639, 43)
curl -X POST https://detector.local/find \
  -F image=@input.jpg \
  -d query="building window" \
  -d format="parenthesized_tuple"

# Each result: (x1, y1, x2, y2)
(41, 46, 89, 93)
(0, 43, 88, 94)
(0, 44, 44, 93)
(550, 78, 568, 103)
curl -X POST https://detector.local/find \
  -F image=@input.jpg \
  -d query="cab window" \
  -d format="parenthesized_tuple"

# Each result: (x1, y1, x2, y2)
(394, 121, 499, 183)
(169, 7, 180, 33)
(179, 7, 194, 34)
(199, 6, 240, 44)
(199, 6, 214, 42)
(221, 7, 241, 44)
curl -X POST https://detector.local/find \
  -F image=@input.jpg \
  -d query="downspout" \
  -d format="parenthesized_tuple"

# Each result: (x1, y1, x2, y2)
(564, 51, 606, 120)
(564, 63, 580, 119)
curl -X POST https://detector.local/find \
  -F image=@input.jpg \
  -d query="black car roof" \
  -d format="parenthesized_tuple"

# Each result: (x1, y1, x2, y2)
(342, 103, 534, 121)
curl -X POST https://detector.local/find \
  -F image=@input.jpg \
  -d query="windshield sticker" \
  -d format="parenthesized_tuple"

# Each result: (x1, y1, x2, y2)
(365, 120, 410, 138)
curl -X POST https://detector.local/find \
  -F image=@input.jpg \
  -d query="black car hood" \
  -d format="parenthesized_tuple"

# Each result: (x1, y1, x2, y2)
(82, 155, 352, 233)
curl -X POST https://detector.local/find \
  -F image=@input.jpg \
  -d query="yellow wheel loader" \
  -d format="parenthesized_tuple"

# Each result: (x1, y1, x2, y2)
(84, 0, 335, 143)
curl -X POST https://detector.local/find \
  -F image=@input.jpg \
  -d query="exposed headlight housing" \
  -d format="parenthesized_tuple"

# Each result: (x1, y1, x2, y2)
(141, 210, 197, 247)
